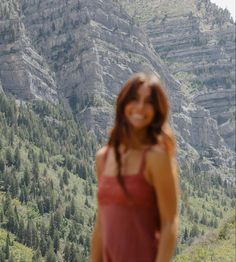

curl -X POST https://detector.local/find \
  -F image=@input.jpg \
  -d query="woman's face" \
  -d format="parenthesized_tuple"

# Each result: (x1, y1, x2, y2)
(124, 84, 155, 130)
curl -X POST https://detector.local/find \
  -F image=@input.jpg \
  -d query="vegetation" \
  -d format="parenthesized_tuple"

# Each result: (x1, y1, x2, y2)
(175, 212, 235, 261)
(177, 159, 235, 254)
(0, 90, 234, 260)
(0, 92, 102, 261)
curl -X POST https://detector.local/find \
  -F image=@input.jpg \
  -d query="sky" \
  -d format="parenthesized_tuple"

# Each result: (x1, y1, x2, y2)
(210, 0, 235, 21)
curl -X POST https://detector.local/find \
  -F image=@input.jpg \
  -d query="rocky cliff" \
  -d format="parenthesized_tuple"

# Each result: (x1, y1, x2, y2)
(19, 0, 185, 131)
(0, 0, 58, 103)
(120, 0, 235, 151)
(0, 0, 234, 174)
(193, 89, 235, 150)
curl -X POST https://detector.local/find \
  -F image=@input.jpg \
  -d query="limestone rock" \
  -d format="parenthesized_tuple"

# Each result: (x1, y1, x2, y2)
(120, 0, 235, 153)
(0, 0, 58, 103)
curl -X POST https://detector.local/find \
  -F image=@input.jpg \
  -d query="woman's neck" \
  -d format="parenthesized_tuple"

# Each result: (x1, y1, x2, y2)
(125, 128, 151, 149)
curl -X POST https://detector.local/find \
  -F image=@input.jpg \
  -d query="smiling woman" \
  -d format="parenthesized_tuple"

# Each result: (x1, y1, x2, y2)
(90, 72, 179, 262)
(124, 83, 155, 130)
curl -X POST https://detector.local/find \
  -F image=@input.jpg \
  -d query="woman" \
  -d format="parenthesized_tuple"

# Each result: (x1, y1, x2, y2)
(90, 73, 179, 262)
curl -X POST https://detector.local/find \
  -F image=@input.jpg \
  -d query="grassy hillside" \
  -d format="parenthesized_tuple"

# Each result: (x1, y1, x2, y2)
(175, 212, 235, 261)
(0, 228, 34, 261)
(176, 159, 235, 256)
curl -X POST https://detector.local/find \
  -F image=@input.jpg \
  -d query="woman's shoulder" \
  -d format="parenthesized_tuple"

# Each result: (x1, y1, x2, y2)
(96, 145, 109, 161)
(146, 144, 173, 167)
(148, 144, 167, 156)
(95, 146, 109, 179)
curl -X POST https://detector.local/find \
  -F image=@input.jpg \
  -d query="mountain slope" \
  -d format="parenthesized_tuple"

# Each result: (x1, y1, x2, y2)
(0, 0, 235, 260)
(175, 212, 235, 261)
(17, 0, 235, 170)
(0, 92, 99, 260)
(120, 0, 236, 150)
(0, 0, 58, 103)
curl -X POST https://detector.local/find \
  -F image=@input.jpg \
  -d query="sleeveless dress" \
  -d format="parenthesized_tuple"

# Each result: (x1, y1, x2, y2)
(97, 147, 161, 262)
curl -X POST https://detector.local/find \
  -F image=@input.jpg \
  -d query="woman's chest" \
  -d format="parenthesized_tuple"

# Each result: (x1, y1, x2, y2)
(97, 176, 156, 208)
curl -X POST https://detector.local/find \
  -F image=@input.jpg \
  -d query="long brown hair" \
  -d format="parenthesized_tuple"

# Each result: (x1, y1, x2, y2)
(108, 73, 176, 195)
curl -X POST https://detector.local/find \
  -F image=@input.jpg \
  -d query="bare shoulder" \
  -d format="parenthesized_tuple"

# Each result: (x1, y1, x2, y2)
(96, 145, 108, 160)
(95, 146, 108, 179)
(146, 144, 177, 180)
(147, 144, 170, 162)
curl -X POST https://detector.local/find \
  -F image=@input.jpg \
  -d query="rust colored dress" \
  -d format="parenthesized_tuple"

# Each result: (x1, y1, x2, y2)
(97, 147, 160, 262)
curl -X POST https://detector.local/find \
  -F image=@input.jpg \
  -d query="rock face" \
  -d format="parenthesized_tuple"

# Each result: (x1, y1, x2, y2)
(0, 0, 234, 173)
(120, 0, 235, 151)
(0, 0, 58, 103)
(20, 0, 183, 132)
(0, 80, 4, 93)
(193, 89, 235, 150)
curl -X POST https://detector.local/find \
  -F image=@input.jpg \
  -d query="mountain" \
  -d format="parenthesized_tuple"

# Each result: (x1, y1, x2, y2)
(0, 0, 58, 103)
(120, 0, 236, 150)
(1, 0, 234, 169)
(0, 0, 235, 260)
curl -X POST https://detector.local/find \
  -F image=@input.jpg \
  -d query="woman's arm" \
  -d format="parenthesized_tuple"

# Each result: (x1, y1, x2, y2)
(148, 149, 179, 262)
(90, 149, 106, 262)
(90, 208, 103, 262)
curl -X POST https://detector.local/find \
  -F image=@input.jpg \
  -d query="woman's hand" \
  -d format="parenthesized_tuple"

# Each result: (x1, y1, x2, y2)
(147, 147, 179, 262)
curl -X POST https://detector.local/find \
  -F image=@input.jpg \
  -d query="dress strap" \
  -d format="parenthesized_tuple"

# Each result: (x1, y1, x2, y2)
(138, 147, 151, 174)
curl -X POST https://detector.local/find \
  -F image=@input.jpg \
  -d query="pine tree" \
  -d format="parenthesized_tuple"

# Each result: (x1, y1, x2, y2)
(8, 253, 14, 262)
(190, 224, 199, 238)
(14, 147, 21, 170)
(183, 227, 188, 241)
(3, 192, 11, 215)
(32, 248, 42, 262)
(23, 167, 30, 186)
(200, 213, 207, 225)
(49, 214, 55, 238)
(32, 158, 39, 181)
(19, 184, 28, 203)
(25, 219, 33, 247)
(68, 225, 77, 242)
(64, 241, 70, 262)
(45, 239, 57, 262)
(9, 173, 19, 198)
(40, 235, 47, 257)
(9, 129, 14, 146)
(5, 148, 13, 166)
(0, 251, 5, 262)
(65, 206, 71, 219)
(70, 243, 76, 262)
(0, 158, 5, 173)
(32, 222, 39, 249)
(54, 209, 62, 229)
(53, 230, 60, 253)
(63, 169, 69, 185)
(70, 197, 76, 216)
(193, 211, 199, 223)
(17, 218, 25, 242)
(6, 204, 18, 234)
(5, 233, 10, 259)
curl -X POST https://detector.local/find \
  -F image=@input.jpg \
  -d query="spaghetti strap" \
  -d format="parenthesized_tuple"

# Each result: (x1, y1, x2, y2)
(138, 147, 151, 174)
